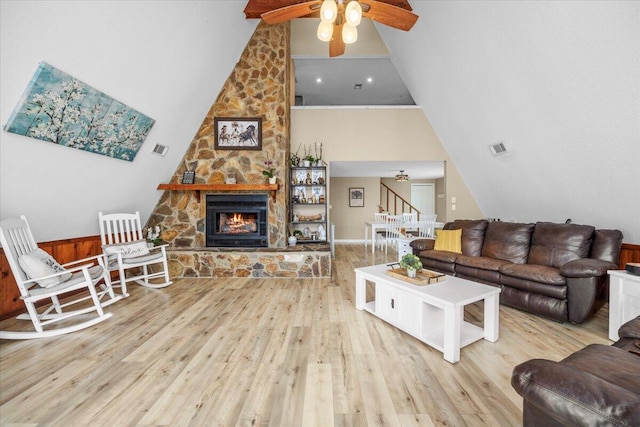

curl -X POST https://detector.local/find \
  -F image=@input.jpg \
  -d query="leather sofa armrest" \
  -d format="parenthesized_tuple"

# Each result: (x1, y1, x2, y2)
(410, 239, 435, 252)
(559, 258, 616, 278)
(512, 359, 640, 425)
(619, 316, 640, 339)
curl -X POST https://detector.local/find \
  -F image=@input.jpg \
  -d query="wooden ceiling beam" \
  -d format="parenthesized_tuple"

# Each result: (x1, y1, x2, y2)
(243, 0, 412, 19)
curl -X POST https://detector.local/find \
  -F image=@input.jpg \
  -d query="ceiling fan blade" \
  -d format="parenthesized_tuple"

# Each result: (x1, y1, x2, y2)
(360, 0, 418, 31)
(261, 0, 322, 24)
(329, 23, 346, 57)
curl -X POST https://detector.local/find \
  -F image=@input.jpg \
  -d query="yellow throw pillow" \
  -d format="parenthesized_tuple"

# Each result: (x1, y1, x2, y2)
(434, 229, 462, 253)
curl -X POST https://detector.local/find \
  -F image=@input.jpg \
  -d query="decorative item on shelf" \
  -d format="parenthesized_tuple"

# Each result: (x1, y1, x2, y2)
(318, 176, 325, 185)
(318, 224, 326, 240)
(262, 151, 276, 184)
(225, 170, 236, 184)
(400, 253, 422, 278)
(181, 171, 195, 184)
(319, 195, 326, 204)
(314, 142, 323, 166)
(303, 155, 314, 167)
(288, 235, 297, 246)
(305, 172, 312, 185)
(291, 145, 301, 167)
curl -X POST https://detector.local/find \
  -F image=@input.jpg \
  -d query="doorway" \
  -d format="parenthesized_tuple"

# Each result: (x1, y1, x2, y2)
(411, 184, 435, 216)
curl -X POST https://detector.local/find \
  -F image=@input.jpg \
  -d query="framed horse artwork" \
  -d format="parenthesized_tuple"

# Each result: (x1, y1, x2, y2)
(214, 117, 262, 150)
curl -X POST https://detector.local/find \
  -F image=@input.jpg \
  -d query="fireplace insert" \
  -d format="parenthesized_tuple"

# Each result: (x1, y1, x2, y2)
(206, 194, 268, 247)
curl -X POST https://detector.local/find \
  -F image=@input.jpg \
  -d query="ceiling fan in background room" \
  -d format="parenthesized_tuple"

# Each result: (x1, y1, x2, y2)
(248, 0, 418, 57)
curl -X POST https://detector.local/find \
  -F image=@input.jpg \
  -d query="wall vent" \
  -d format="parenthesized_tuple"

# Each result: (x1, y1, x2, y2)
(489, 142, 508, 156)
(152, 144, 169, 156)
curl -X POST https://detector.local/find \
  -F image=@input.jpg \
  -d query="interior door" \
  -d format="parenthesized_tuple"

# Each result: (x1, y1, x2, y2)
(411, 184, 435, 216)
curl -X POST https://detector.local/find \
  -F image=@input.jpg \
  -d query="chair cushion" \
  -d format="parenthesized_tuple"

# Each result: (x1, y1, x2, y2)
(103, 240, 150, 259)
(434, 229, 462, 253)
(18, 248, 72, 288)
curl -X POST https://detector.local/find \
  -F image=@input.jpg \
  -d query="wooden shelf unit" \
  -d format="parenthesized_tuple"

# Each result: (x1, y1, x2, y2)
(157, 183, 278, 201)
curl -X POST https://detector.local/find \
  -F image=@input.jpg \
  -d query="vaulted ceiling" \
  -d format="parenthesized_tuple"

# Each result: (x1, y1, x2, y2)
(1, 1, 638, 243)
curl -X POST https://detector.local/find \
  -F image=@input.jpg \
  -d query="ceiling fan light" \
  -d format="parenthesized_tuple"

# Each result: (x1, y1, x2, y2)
(317, 21, 333, 42)
(342, 23, 358, 44)
(320, 0, 338, 23)
(345, 1, 362, 26)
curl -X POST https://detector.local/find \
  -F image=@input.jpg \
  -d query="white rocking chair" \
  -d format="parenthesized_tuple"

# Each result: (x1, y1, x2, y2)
(0, 216, 115, 340)
(98, 211, 172, 294)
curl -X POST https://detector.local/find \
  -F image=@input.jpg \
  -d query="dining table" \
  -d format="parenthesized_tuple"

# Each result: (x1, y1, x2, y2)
(364, 220, 443, 254)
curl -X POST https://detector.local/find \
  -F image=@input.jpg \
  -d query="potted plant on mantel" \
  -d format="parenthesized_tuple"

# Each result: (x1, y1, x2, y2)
(263, 152, 277, 184)
(400, 253, 422, 278)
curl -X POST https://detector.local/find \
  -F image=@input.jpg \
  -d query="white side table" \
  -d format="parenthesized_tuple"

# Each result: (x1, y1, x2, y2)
(607, 270, 640, 341)
(396, 236, 417, 262)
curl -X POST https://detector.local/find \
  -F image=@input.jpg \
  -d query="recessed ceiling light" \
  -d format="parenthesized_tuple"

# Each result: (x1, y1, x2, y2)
(316, 77, 322, 83)
(367, 77, 373, 83)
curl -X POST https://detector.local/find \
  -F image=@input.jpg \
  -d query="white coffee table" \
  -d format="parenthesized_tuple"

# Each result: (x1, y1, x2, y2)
(355, 264, 501, 363)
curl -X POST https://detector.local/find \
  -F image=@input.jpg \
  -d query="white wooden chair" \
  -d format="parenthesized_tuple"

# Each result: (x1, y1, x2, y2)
(373, 212, 388, 250)
(419, 214, 438, 238)
(98, 211, 172, 293)
(0, 215, 115, 340)
(383, 214, 403, 253)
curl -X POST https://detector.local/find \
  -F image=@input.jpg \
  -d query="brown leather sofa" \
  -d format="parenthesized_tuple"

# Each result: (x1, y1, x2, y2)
(511, 316, 640, 426)
(410, 220, 623, 323)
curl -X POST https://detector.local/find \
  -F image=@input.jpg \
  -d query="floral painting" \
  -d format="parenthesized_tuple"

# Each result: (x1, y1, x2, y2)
(3, 62, 154, 161)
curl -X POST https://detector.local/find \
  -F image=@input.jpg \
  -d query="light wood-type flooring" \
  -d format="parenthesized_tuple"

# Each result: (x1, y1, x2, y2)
(0, 244, 610, 426)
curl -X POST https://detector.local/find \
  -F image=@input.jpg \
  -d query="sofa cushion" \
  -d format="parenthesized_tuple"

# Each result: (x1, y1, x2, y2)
(456, 255, 511, 272)
(481, 222, 534, 264)
(448, 219, 488, 256)
(500, 263, 566, 286)
(528, 222, 595, 268)
(590, 229, 623, 264)
(562, 344, 640, 394)
(433, 229, 462, 253)
(418, 249, 461, 264)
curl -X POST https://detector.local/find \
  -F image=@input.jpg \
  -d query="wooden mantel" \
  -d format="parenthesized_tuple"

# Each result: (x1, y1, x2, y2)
(157, 183, 278, 202)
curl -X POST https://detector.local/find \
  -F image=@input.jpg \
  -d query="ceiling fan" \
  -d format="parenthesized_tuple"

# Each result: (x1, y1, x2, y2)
(261, 0, 418, 57)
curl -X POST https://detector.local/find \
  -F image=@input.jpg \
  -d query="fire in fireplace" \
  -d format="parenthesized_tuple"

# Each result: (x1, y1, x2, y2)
(206, 194, 268, 247)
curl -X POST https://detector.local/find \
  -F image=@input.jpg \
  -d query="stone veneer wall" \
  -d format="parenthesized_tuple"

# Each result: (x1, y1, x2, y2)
(148, 21, 290, 249)
(145, 22, 332, 278)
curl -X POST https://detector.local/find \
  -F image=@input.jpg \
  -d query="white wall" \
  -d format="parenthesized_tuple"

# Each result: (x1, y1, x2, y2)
(0, 1, 257, 241)
(382, 1, 640, 242)
(292, 107, 482, 239)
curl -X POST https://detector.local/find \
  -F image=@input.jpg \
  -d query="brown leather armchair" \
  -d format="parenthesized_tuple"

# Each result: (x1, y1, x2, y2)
(511, 316, 640, 426)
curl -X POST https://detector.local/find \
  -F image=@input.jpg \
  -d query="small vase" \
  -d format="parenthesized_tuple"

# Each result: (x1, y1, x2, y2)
(268, 176, 276, 185)
(288, 236, 297, 246)
(406, 268, 417, 278)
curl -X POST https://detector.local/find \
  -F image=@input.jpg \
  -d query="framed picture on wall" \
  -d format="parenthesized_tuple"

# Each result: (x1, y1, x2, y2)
(214, 117, 262, 150)
(349, 187, 365, 207)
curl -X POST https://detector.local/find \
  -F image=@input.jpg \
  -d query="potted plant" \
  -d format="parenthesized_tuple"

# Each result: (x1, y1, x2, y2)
(400, 253, 422, 278)
(145, 225, 163, 247)
(263, 153, 276, 184)
(303, 154, 314, 167)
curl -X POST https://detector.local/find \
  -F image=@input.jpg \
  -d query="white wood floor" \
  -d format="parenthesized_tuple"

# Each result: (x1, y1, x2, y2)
(0, 244, 610, 426)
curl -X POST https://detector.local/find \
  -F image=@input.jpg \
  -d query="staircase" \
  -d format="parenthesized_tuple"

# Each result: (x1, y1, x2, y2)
(379, 183, 420, 215)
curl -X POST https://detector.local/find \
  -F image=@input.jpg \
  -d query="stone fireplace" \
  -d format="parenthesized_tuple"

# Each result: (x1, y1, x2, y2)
(144, 21, 331, 278)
